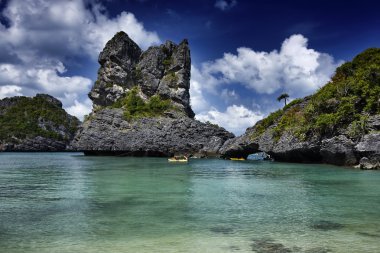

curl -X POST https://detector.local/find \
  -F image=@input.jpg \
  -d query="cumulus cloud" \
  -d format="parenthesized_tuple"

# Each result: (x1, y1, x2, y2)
(198, 34, 341, 97)
(190, 34, 342, 135)
(0, 0, 160, 119)
(214, 0, 237, 11)
(0, 85, 22, 99)
(196, 105, 263, 135)
(66, 98, 93, 120)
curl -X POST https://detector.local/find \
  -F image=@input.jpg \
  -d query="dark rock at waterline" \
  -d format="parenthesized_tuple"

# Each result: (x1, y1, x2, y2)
(310, 220, 344, 231)
(1, 136, 67, 151)
(356, 133, 380, 169)
(320, 135, 357, 165)
(73, 108, 233, 157)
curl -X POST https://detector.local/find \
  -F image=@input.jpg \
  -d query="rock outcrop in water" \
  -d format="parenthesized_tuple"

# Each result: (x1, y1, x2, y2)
(72, 32, 233, 156)
(220, 48, 380, 169)
(0, 94, 80, 151)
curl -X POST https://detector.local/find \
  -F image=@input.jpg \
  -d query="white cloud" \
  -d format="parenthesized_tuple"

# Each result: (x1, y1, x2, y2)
(0, 85, 22, 99)
(195, 34, 341, 98)
(66, 98, 93, 121)
(189, 34, 342, 135)
(214, 0, 237, 11)
(196, 105, 263, 135)
(0, 61, 92, 112)
(220, 88, 239, 102)
(190, 65, 212, 113)
(1, 0, 160, 61)
(0, 0, 160, 120)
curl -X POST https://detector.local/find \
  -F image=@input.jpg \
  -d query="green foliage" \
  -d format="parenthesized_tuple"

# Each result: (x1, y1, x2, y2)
(314, 113, 337, 135)
(134, 67, 143, 80)
(105, 83, 114, 88)
(283, 98, 303, 111)
(251, 109, 283, 140)
(111, 87, 172, 120)
(348, 114, 368, 138)
(0, 96, 79, 142)
(163, 58, 172, 67)
(252, 48, 380, 141)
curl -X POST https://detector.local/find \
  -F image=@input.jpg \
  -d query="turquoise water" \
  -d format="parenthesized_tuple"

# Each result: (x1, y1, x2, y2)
(0, 153, 379, 253)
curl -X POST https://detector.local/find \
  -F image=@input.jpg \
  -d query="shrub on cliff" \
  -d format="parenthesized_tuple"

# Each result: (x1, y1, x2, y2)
(111, 87, 172, 120)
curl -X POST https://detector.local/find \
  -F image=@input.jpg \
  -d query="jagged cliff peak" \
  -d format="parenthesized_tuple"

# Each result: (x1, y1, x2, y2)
(72, 32, 234, 156)
(89, 31, 194, 118)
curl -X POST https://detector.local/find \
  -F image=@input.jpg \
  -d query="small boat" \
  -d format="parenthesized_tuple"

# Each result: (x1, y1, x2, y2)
(168, 155, 188, 162)
(230, 157, 245, 161)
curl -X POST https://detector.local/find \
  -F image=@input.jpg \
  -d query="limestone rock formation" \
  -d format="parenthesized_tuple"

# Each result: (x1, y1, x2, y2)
(72, 32, 233, 156)
(89, 31, 194, 117)
(0, 94, 80, 151)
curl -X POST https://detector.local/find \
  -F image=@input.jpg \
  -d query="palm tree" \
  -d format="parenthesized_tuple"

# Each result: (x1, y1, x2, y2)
(277, 93, 289, 106)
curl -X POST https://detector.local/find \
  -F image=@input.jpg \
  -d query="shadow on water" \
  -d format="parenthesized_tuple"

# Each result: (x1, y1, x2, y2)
(310, 220, 345, 231)
(251, 238, 332, 253)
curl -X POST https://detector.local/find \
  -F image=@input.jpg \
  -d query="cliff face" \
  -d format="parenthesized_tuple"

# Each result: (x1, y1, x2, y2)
(0, 94, 80, 151)
(220, 48, 380, 169)
(72, 32, 233, 156)
(88, 31, 194, 118)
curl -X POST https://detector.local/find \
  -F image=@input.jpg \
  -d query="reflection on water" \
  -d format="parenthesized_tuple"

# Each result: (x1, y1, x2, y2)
(0, 153, 379, 252)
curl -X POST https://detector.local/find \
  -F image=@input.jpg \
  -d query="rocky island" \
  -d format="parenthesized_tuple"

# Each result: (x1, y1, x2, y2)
(0, 94, 80, 151)
(220, 48, 380, 169)
(2, 32, 377, 169)
(71, 32, 234, 156)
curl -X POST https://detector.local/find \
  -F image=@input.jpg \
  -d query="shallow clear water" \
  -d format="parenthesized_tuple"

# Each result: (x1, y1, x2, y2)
(0, 153, 379, 253)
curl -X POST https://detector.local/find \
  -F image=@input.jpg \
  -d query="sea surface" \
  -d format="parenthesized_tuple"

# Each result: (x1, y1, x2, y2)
(0, 153, 379, 253)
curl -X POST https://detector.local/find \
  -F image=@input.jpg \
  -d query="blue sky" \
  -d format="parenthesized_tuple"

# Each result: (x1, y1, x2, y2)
(0, 0, 379, 135)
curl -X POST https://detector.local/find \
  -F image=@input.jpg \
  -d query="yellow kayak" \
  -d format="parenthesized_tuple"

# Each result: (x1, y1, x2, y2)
(230, 158, 245, 161)
(168, 156, 188, 162)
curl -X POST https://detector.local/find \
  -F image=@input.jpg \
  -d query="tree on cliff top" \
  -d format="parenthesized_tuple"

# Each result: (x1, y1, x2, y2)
(277, 93, 289, 106)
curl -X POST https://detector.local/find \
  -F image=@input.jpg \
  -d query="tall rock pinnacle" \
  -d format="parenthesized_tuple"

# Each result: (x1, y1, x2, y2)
(72, 32, 233, 156)
(89, 31, 194, 118)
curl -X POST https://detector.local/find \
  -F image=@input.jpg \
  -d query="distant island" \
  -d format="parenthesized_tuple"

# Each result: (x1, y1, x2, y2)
(0, 94, 79, 151)
(0, 32, 378, 169)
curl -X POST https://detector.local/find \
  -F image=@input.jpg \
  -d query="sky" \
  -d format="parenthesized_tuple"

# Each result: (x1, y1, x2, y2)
(0, 0, 379, 135)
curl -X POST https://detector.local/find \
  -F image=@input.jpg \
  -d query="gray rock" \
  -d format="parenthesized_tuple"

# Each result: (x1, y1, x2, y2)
(1, 136, 67, 151)
(90, 32, 142, 106)
(359, 157, 380, 170)
(321, 135, 357, 165)
(219, 134, 259, 159)
(89, 32, 194, 117)
(367, 115, 380, 131)
(74, 32, 232, 156)
(72, 109, 233, 156)
(36, 93, 63, 108)
(355, 133, 380, 169)
(269, 131, 321, 162)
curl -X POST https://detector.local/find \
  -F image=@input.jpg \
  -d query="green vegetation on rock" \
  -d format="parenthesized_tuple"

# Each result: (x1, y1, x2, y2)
(0, 96, 79, 142)
(111, 87, 172, 120)
(251, 48, 380, 141)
